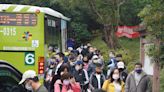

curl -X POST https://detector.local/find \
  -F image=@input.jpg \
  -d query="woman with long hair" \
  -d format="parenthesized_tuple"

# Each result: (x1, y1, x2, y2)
(102, 68, 125, 92)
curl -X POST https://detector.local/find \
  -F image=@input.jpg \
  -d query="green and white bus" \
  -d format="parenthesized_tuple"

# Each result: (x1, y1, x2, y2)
(0, 4, 70, 79)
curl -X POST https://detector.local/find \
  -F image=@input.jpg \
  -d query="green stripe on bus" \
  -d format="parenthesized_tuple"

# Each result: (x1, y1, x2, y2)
(20, 7, 30, 12)
(6, 6, 16, 12)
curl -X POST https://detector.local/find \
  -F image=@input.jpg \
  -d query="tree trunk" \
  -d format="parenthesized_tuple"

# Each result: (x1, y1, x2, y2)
(153, 62, 160, 92)
(103, 24, 119, 49)
(153, 39, 160, 92)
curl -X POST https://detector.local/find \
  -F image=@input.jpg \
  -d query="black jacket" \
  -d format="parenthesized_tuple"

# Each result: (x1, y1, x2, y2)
(89, 73, 106, 90)
(72, 69, 89, 91)
(120, 69, 128, 82)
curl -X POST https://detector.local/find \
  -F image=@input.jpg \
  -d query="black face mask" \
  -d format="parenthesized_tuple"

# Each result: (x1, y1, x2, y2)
(119, 68, 124, 72)
(83, 60, 89, 63)
(96, 71, 101, 74)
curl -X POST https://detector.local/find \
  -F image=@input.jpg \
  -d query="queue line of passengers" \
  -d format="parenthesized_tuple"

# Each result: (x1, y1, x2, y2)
(19, 44, 152, 92)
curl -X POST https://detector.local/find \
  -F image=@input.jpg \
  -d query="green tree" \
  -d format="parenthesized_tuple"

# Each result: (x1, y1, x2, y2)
(50, 0, 93, 45)
(138, 0, 164, 92)
(120, 0, 151, 26)
(85, 0, 126, 49)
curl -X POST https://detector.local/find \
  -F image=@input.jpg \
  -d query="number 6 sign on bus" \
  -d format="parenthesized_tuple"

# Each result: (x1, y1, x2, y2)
(25, 52, 35, 65)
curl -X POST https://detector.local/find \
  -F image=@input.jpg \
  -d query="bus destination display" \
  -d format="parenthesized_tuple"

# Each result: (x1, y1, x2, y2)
(0, 13, 37, 26)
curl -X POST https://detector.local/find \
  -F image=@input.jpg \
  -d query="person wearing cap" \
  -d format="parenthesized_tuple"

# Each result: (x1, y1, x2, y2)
(89, 63, 106, 91)
(72, 60, 89, 92)
(44, 57, 56, 91)
(117, 61, 128, 82)
(67, 38, 75, 49)
(19, 70, 48, 92)
(67, 53, 77, 75)
(87, 55, 103, 77)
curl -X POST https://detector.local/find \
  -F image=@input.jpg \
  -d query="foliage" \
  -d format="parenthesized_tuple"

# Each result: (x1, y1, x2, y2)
(1, 0, 155, 48)
(138, 0, 163, 91)
(50, 0, 96, 45)
(120, 0, 151, 26)
(85, 0, 126, 49)
(117, 38, 140, 71)
(138, 0, 164, 65)
(90, 35, 140, 72)
(71, 22, 92, 45)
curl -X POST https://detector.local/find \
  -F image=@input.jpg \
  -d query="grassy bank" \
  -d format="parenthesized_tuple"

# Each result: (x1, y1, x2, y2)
(90, 35, 140, 71)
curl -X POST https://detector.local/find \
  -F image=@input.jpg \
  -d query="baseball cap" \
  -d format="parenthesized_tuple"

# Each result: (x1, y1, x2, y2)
(75, 60, 83, 65)
(92, 55, 99, 60)
(95, 63, 103, 68)
(68, 47, 73, 51)
(117, 62, 125, 69)
(19, 70, 36, 84)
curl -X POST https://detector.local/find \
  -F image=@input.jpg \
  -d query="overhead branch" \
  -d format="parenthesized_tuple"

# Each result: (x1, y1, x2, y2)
(88, 0, 103, 21)
(118, 0, 126, 6)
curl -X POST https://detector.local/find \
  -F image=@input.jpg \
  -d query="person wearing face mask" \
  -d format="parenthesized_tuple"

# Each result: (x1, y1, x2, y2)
(50, 64, 70, 92)
(116, 54, 123, 62)
(88, 55, 101, 77)
(107, 51, 117, 78)
(54, 73, 81, 92)
(67, 53, 77, 74)
(117, 61, 128, 82)
(72, 60, 89, 92)
(44, 58, 56, 91)
(54, 52, 65, 75)
(102, 68, 125, 92)
(82, 55, 90, 71)
(19, 70, 48, 92)
(125, 63, 152, 92)
(89, 63, 106, 91)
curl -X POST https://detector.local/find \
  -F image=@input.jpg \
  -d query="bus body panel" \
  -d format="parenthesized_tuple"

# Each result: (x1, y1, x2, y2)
(0, 4, 68, 81)
(0, 12, 45, 75)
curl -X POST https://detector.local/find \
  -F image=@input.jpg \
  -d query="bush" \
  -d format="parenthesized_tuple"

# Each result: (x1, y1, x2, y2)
(90, 36, 140, 72)
(71, 22, 92, 45)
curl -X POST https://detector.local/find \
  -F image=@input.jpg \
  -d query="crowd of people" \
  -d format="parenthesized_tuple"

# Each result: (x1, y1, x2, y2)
(19, 43, 152, 92)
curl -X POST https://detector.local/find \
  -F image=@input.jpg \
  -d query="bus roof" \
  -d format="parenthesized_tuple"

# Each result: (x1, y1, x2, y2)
(0, 4, 70, 21)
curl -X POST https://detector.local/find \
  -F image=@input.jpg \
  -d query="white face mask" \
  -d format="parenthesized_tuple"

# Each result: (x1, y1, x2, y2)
(63, 80, 70, 85)
(93, 59, 98, 63)
(75, 65, 80, 71)
(70, 62, 75, 66)
(112, 74, 119, 80)
(25, 83, 33, 91)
